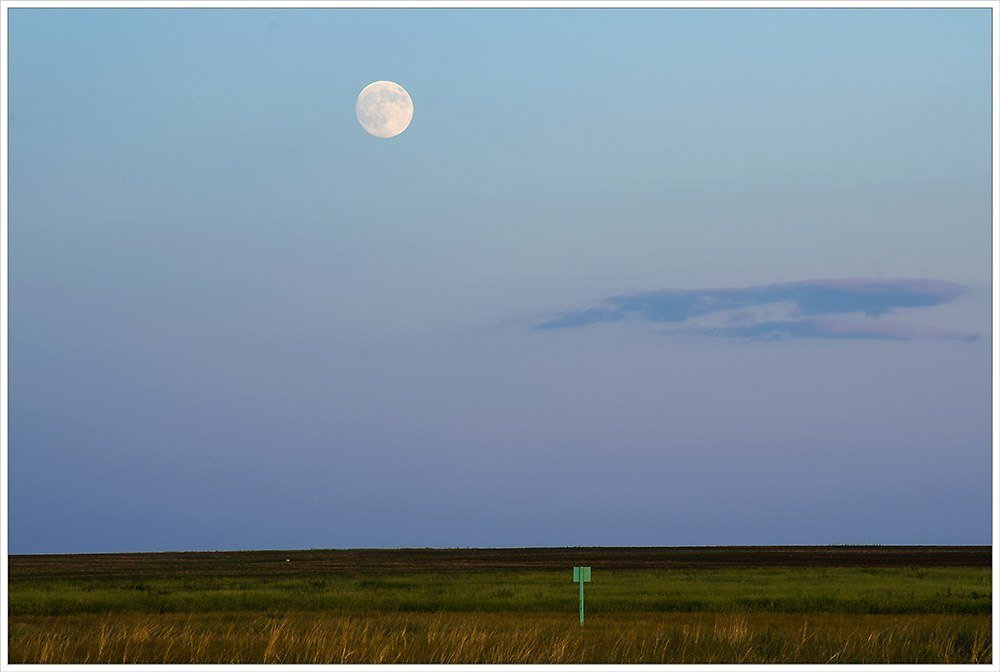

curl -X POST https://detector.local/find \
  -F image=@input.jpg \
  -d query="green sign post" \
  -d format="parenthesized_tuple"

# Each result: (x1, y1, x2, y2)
(572, 566, 591, 625)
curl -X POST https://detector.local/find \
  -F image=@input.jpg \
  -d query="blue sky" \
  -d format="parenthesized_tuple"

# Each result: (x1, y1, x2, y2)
(8, 8, 993, 552)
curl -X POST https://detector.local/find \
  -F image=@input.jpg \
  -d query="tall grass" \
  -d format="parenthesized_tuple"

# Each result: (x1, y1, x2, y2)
(8, 611, 991, 664)
(9, 564, 990, 663)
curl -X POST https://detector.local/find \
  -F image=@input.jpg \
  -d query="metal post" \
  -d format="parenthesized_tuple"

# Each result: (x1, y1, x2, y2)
(573, 566, 590, 625)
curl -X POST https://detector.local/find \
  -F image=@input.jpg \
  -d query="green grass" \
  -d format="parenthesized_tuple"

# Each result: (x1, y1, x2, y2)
(7, 548, 992, 663)
(10, 567, 990, 616)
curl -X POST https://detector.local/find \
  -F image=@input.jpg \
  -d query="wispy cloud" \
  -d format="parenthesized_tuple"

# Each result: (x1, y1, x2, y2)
(536, 279, 976, 341)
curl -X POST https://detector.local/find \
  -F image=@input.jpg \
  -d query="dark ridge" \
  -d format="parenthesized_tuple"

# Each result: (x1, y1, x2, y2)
(9, 545, 989, 580)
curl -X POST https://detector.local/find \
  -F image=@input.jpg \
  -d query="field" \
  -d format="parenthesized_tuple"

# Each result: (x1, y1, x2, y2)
(7, 546, 992, 664)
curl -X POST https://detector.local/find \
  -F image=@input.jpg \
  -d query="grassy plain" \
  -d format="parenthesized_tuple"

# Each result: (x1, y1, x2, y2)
(7, 546, 992, 664)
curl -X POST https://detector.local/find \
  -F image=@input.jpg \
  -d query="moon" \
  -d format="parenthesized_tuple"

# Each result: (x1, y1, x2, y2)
(356, 81, 413, 138)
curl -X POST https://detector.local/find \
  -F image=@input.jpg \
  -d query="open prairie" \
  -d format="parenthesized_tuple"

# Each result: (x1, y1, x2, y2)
(7, 546, 991, 664)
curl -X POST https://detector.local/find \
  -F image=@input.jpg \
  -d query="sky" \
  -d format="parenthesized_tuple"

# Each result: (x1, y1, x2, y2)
(7, 8, 993, 553)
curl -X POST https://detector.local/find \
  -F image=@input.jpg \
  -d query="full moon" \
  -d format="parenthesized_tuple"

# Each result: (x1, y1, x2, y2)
(355, 81, 413, 138)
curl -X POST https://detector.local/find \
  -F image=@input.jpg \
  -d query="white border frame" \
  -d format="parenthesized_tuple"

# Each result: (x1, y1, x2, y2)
(1, 1, 997, 670)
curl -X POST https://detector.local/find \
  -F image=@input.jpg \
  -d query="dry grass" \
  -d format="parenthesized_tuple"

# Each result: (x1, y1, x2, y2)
(9, 549, 990, 664)
(9, 611, 991, 664)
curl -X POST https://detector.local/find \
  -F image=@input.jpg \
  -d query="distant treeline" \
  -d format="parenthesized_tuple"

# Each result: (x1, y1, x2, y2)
(9, 545, 990, 580)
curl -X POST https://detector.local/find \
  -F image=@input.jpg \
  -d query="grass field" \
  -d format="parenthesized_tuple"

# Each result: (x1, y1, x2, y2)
(7, 546, 992, 664)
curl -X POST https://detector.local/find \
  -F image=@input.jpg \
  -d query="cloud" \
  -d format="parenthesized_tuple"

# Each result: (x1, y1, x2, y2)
(698, 317, 978, 342)
(536, 278, 976, 341)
